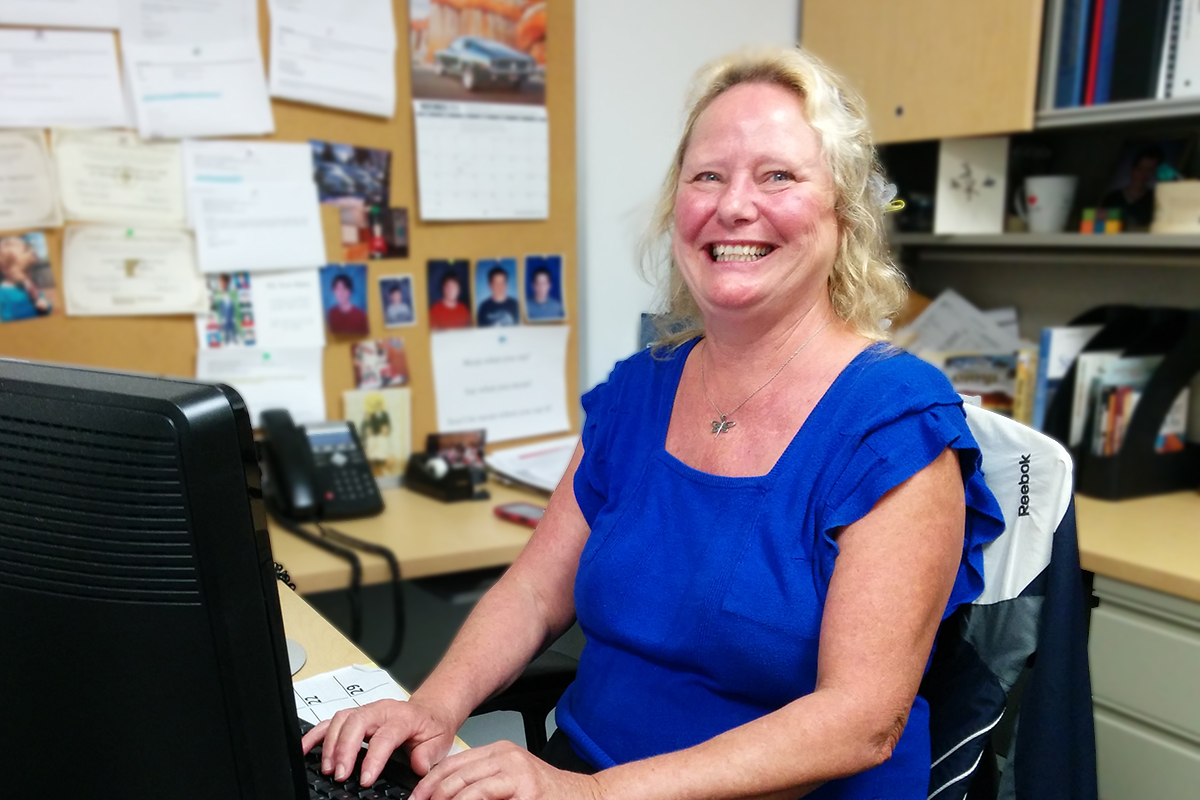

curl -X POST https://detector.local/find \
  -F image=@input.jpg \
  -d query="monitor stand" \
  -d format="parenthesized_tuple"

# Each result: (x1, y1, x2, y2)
(286, 638, 307, 675)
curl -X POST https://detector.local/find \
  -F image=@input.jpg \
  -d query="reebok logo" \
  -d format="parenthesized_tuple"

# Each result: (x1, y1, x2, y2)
(1017, 454, 1031, 517)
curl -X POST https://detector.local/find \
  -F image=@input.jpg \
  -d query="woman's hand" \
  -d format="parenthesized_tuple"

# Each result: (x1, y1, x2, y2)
(301, 696, 459, 787)
(411, 741, 601, 800)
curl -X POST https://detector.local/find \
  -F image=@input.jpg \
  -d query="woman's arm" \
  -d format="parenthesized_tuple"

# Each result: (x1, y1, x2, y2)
(410, 447, 965, 800)
(310, 445, 592, 785)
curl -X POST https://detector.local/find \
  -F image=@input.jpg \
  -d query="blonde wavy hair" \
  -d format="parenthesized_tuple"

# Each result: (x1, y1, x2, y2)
(644, 46, 906, 346)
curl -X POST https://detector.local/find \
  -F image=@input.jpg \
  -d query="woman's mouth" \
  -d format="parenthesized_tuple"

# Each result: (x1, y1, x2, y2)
(708, 243, 775, 262)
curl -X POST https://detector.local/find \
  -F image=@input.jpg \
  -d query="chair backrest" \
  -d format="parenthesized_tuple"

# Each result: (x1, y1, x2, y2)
(922, 404, 1093, 800)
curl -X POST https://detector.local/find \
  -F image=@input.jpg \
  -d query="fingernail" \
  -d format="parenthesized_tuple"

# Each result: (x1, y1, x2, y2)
(334, 765, 346, 781)
(322, 760, 331, 773)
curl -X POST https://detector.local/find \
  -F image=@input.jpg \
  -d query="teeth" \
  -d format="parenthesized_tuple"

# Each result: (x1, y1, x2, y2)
(710, 243, 772, 261)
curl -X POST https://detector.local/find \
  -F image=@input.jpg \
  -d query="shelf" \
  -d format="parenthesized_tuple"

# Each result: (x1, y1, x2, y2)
(1035, 96, 1200, 129)
(891, 233, 1200, 250)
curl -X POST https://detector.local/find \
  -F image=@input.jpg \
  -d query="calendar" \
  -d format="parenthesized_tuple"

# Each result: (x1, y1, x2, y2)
(413, 100, 549, 221)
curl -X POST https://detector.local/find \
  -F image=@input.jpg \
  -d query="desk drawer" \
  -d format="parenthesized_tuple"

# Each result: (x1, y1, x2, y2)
(1090, 602, 1200, 741)
(1096, 708, 1200, 800)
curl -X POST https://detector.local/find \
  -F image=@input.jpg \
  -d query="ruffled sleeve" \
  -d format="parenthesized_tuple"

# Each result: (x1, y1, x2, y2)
(573, 365, 620, 527)
(817, 400, 1006, 619)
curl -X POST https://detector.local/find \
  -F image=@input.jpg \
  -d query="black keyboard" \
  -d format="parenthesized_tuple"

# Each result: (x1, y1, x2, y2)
(299, 718, 419, 800)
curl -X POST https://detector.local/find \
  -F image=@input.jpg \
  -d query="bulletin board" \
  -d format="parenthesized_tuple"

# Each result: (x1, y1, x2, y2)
(0, 0, 580, 446)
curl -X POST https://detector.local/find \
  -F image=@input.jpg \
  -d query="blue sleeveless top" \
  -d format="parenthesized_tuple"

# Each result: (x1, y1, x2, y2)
(555, 340, 1004, 798)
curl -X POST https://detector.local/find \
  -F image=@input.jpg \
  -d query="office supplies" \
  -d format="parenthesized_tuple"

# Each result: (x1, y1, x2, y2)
(0, 358, 310, 798)
(260, 410, 385, 522)
(494, 502, 545, 528)
(404, 452, 483, 502)
(485, 434, 577, 493)
(1032, 324, 1102, 431)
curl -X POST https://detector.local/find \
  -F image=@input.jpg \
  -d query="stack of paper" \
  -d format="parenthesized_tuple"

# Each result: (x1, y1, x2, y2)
(485, 435, 579, 493)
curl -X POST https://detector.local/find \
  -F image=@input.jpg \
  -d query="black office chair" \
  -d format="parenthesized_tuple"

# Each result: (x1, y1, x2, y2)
(469, 648, 578, 754)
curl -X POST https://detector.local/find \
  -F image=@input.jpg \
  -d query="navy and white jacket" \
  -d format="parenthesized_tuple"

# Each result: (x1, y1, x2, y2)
(921, 403, 1098, 800)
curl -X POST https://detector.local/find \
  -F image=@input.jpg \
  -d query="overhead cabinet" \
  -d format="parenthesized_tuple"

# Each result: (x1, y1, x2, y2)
(802, 0, 1046, 144)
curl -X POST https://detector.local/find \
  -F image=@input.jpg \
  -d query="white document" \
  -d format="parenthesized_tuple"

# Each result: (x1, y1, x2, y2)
(119, 0, 257, 44)
(52, 130, 186, 226)
(896, 289, 1019, 354)
(123, 39, 275, 139)
(934, 136, 1009, 235)
(0, 0, 120, 28)
(183, 139, 314, 186)
(414, 101, 549, 221)
(62, 225, 208, 316)
(486, 435, 579, 493)
(269, 4, 396, 117)
(196, 346, 326, 425)
(431, 326, 571, 443)
(293, 664, 466, 755)
(195, 269, 325, 349)
(269, 0, 396, 43)
(192, 181, 325, 273)
(0, 29, 127, 129)
(1070, 351, 1123, 447)
(0, 130, 62, 232)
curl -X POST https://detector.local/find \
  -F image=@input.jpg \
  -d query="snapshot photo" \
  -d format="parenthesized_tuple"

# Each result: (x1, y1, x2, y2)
(1102, 139, 1187, 231)
(427, 258, 472, 329)
(320, 264, 370, 336)
(197, 272, 256, 346)
(408, 0, 546, 105)
(311, 140, 391, 207)
(375, 207, 409, 259)
(379, 274, 416, 327)
(344, 387, 412, 486)
(0, 232, 58, 324)
(524, 254, 565, 322)
(426, 428, 486, 470)
(475, 257, 519, 327)
(352, 338, 410, 390)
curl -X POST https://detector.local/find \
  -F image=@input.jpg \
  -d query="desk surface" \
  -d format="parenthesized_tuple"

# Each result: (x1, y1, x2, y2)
(270, 482, 542, 593)
(1076, 491, 1200, 603)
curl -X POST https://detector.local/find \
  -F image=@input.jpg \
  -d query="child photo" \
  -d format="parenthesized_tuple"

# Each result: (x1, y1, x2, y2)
(320, 264, 370, 336)
(0, 232, 57, 324)
(475, 257, 519, 327)
(524, 254, 565, 322)
(197, 272, 256, 347)
(379, 274, 416, 327)
(427, 259, 472, 329)
(352, 338, 410, 389)
(344, 387, 412, 487)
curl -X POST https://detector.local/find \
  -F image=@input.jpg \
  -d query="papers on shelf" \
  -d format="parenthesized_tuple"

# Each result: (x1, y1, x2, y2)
(413, 101, 549, 221)
(268, 0, 397, 117)
(120, 1, 270, 139)
(183, 141, 325, 273)
(431, 325, 571, 443)
(195, 345, 326, 425)
(0, 29, 127, 129)
(292, 664, 466, 755)
(52, 130, 186, 226)
(62, 225, 207, 316)
(0, 130, 62, 232)
(195, 269, 325, 349)
(894, 289, 1020, 355)
(0, 0, 120, 29)
(485, 435, 579, 494)
(122, 39, 275, 140)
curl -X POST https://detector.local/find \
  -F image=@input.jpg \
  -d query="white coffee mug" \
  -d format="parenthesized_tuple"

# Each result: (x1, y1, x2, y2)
(1015, 176, 1077, 233)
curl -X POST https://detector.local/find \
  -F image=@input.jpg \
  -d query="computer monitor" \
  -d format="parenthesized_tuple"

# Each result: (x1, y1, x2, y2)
(0, 359, 306, 800)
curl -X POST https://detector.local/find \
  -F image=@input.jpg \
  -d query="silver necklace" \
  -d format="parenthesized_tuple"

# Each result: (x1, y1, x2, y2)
(700, 320, 831, 437)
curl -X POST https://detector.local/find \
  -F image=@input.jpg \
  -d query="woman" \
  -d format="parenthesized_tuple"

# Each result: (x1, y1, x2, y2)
(305, 47, 1002, 800)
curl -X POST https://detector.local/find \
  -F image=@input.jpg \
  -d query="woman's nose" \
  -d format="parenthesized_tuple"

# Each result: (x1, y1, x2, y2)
(715, 176, 759, 226)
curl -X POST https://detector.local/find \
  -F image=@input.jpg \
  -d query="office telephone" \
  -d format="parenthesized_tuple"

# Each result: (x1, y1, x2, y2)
(259, 409, 385, 521)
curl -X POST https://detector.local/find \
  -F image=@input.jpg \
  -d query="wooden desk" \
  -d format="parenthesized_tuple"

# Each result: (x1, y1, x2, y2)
(270, 482, 543, 593)
(1076, 491, 1200, 603)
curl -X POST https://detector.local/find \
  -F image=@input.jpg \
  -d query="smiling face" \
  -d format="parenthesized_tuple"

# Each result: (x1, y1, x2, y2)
(532, 271, 551, 302)
(489, 272, 508, 302)
(671, 82, 839, 323)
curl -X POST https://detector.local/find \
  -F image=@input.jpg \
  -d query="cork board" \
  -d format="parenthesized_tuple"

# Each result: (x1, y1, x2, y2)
(0, 0, 579, 445)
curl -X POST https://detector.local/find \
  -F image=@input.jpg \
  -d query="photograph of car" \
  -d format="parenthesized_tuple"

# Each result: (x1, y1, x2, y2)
(310, 140, 390, 207)
(433, 36, 538, 91)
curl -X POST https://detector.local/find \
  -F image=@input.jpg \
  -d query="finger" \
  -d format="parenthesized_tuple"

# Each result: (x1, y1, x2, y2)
(330, 711, 376, 782)
(427, 758, 502, 800)
(412, 744, 507, 800)
(320, 710, 353, 774)
(301, 719, 331, 754)
(358, 728, 405, 788)
(408, 735, 453, 776)
(452, 775, 517, 800)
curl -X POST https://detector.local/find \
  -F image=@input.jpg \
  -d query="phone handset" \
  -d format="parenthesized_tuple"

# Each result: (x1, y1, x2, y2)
(259, 409, 319, 521)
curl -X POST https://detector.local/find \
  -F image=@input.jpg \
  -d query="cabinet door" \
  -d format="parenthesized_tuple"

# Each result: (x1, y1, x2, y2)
(802, 0, 1045, 144)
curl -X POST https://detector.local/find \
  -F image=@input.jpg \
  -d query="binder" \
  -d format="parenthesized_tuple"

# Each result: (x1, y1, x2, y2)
(1084, 0, 1107, 104)
(1091, 0, 1123, 104)
(1169, 0, 1200, 97)
(1109, 0, 1173, 101)
(1056, 0, 1094, 107)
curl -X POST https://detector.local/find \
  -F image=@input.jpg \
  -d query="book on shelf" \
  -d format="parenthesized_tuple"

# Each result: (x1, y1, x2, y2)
(1086, 355, 1190, 455)
(919, 352, 1018, 418)
(1056, 0, 1095, 107)
(1110, 0, 1173, 102)
(1167, 0, 1200, 98)
(1083, 0, 1108, 104)
(1090, 0, 1123, 104)
(1032, 325, 1102, 431)
(1070, 350, 1122, 447)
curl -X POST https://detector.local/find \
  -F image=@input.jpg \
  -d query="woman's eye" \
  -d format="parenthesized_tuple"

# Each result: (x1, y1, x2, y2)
(694, 172, 720, 182)
(768, 170, 794, 182)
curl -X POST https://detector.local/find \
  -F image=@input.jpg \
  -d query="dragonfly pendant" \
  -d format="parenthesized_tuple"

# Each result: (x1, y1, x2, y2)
(711, 415, 736, 437)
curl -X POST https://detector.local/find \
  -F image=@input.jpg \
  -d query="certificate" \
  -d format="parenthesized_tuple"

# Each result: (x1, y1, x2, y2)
(0, 29, 127, 129)
(192, 181, 325, 273)
(0, 131, 62, 232)
(63, 225, 208, 316)
(123, 39, 275, 139)
(0, 0, 120, 28)
(52, 130, 186, 226)
(268, 5, 396, 118)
